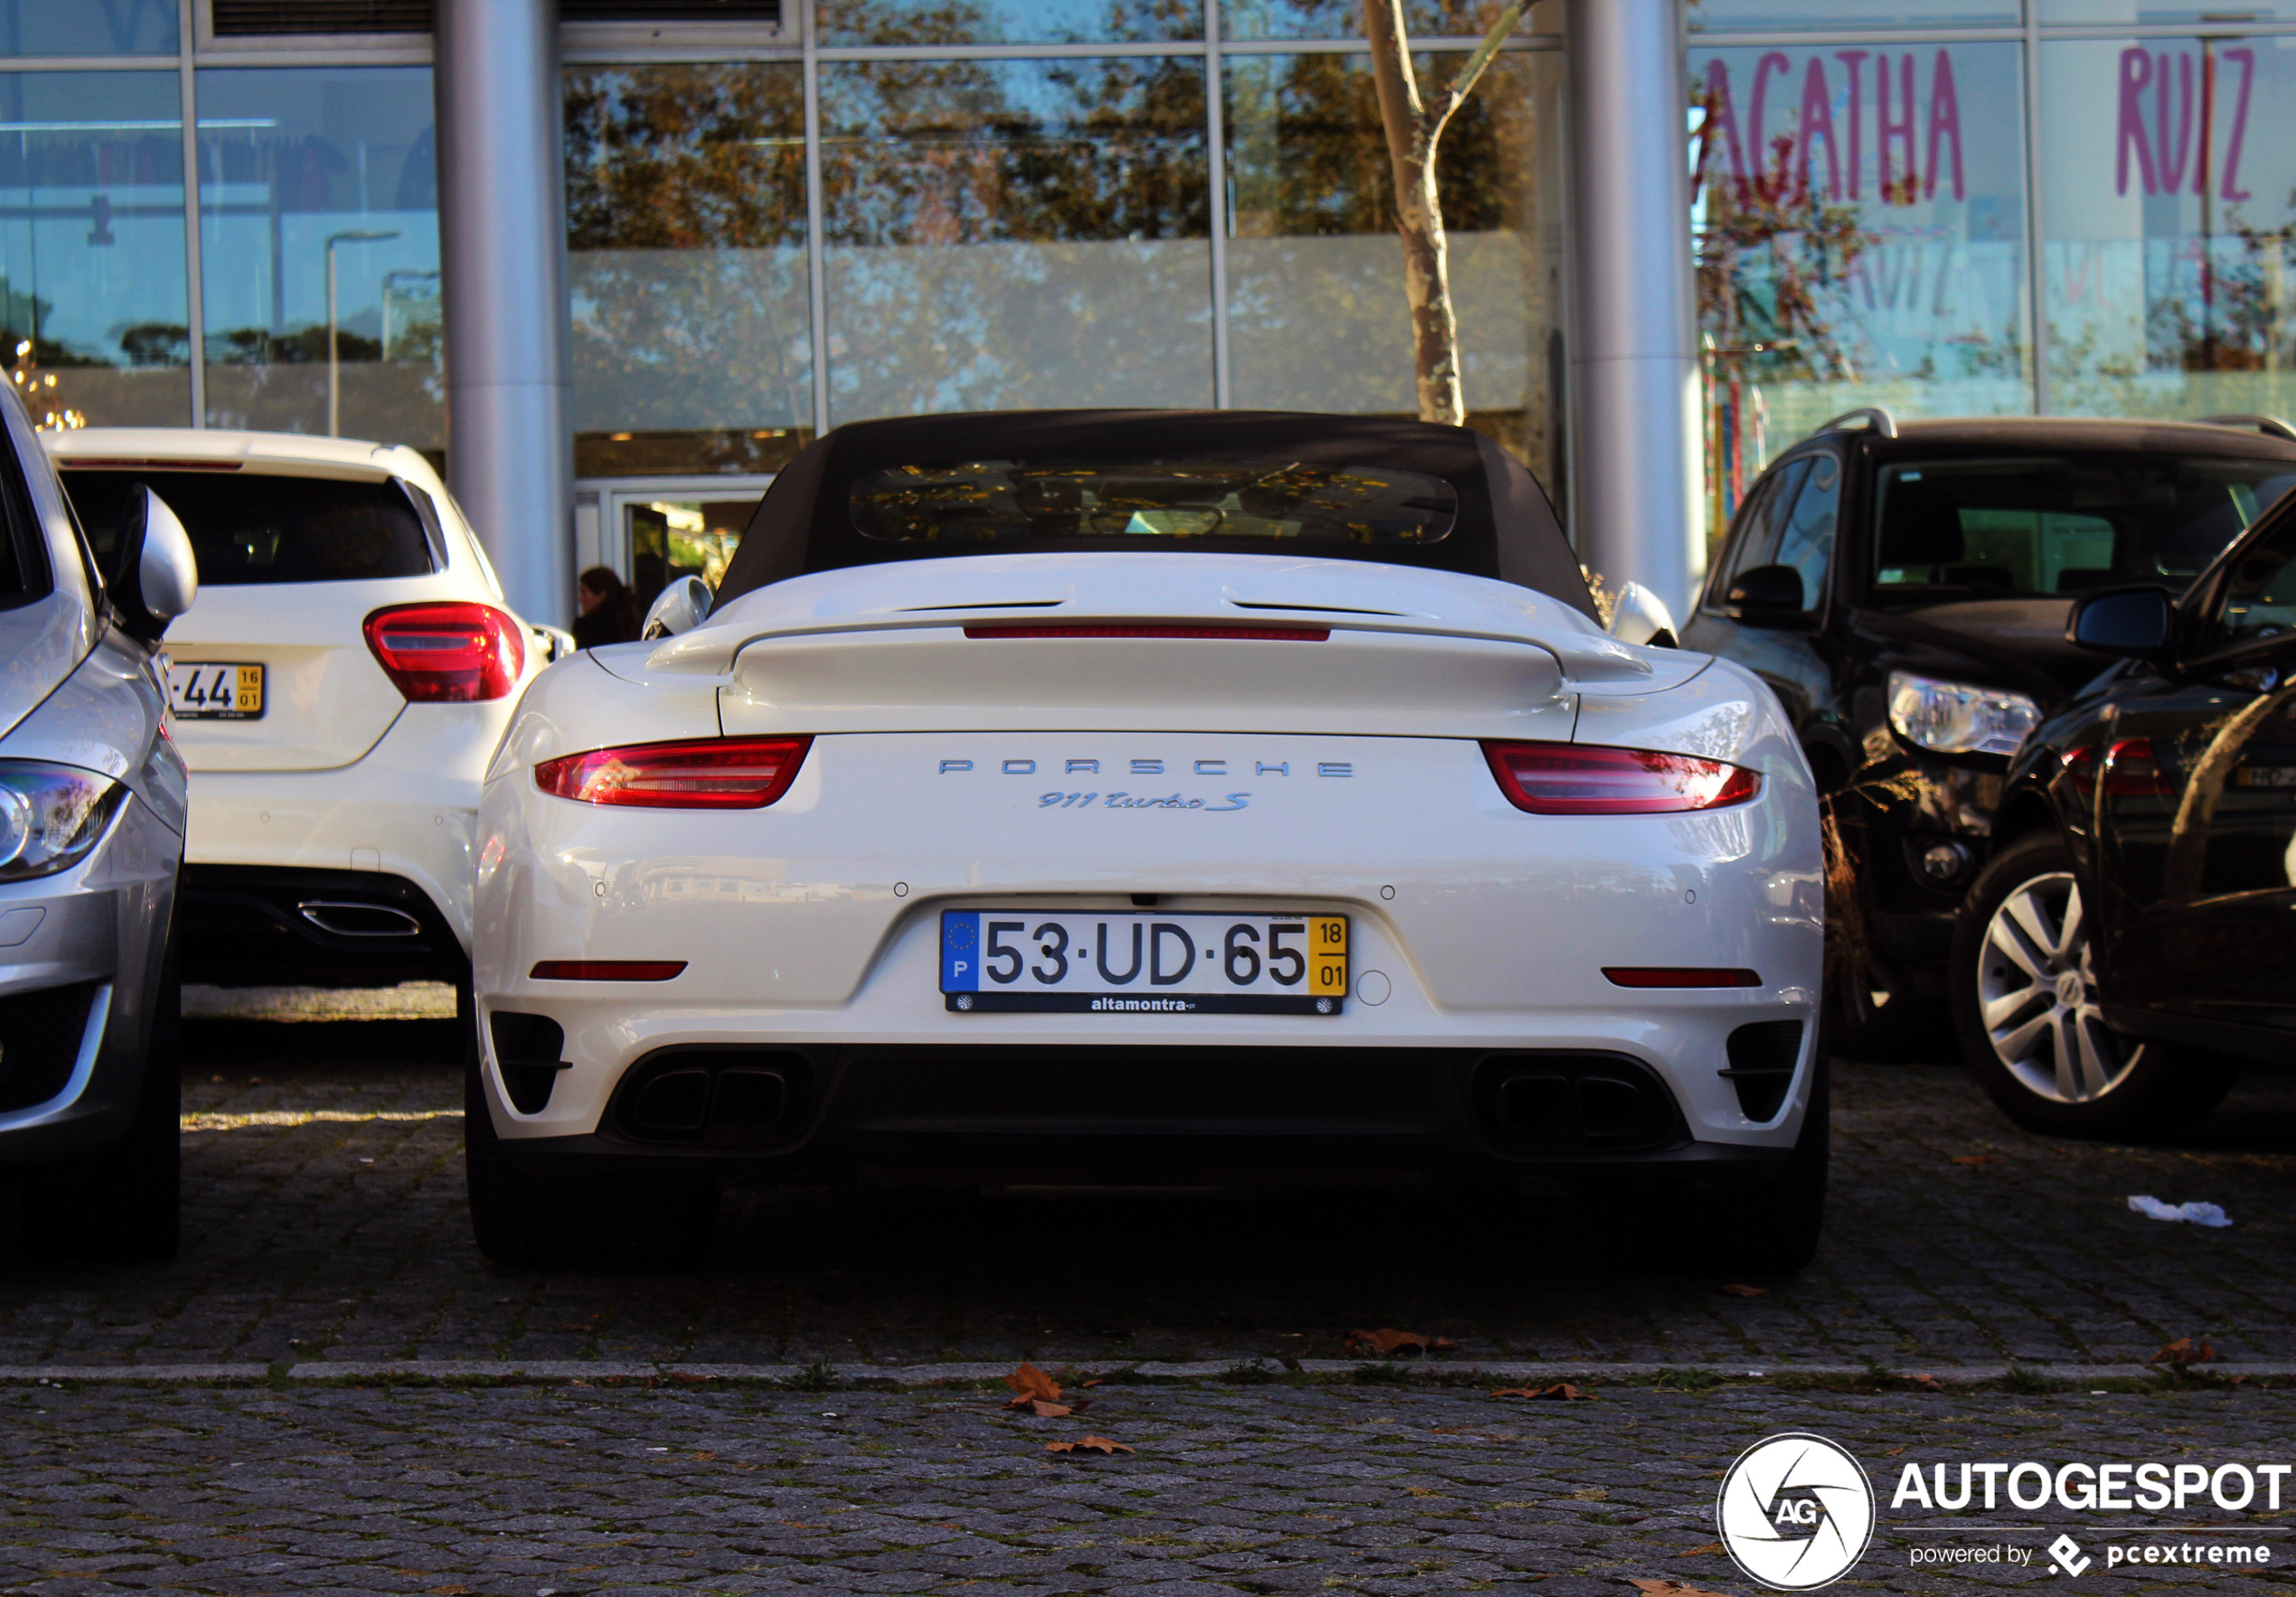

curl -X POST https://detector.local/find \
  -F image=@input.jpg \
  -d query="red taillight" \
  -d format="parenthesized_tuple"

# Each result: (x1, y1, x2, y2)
(534, 736, 813, 809)
(1482, 741, 1760, 814)
(363, 602, 524, 702)
(2103, 737, 2177, 797)
(964, 624, 1328, 641)
(531, 960, 687, 981)
(1603, 967, 1762, 988)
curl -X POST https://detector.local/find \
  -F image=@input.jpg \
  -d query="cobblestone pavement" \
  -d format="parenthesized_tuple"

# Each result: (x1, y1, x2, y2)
(1, 1013, 2293, 1372)
(5, 1376, 2292, 1595)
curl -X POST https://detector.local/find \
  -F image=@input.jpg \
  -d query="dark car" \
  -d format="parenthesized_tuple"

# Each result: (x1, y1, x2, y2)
(1945, 500, 2295, 1136)
(1681, 410, 2296, 1050)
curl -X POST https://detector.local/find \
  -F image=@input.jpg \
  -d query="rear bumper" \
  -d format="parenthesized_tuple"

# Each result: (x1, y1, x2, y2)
(177, 864, 466, 987)
(183, 699, 509, 978)
(492, 1042, 1803, 1189)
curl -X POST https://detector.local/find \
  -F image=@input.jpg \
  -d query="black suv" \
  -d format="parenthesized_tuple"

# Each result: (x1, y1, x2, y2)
(1680, 410, 2296, 1048)
(1947, 497, 2296, 1137)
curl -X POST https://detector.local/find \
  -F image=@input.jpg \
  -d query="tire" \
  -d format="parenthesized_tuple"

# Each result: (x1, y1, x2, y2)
(25, 921, 181, 1261)
(1949, 831, 2237, 1140)
(1702, 1054, 1830, 1275)
(464, 983, 720, 1269)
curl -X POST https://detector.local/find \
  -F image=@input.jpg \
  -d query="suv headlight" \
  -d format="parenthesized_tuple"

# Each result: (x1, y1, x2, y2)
(1887, 671, 2042, 757)
(0, 763, 125, 881)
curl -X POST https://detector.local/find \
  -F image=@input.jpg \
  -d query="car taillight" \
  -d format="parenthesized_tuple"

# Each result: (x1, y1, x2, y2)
(2103, 737, 2177, 797)
(1482, 741, 1759, 815)
(534, 736, 812, 809)
(363, 602, 524, 702)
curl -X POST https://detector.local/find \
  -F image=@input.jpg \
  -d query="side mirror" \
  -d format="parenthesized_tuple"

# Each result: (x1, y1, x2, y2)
(2068, 585, 2174, 658)
(1724, 563, 1808, 628)
(1605, 580, 1679, 648)
(641, 574, 713, 640)
(109, 484, 198, 643)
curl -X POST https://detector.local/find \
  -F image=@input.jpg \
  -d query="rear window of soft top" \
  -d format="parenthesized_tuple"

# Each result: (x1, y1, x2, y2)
(59, 468, 438, 586)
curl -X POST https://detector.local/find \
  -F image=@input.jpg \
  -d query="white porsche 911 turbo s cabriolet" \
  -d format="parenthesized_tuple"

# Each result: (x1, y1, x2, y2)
(469, 410, 1825, 1270)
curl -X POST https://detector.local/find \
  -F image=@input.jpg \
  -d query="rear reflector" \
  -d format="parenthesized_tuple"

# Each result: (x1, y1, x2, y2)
(363, 601, 524, 702)
(1483, 741, 1759, 814)
(1603, 967, 1763, 988)
(534, 735, 812, 809)
(531, 960, 687, 981)
(965, 623, 1328, 641)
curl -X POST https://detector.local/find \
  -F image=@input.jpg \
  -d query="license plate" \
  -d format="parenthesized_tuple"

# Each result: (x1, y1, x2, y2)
(2234, 765, 2296, 788)
(167, 662, 265, 719)
(941, 910, 1348, 1015)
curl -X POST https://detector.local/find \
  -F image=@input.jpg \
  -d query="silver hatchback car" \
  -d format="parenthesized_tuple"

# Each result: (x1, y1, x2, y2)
(0, 386, 196, 1258)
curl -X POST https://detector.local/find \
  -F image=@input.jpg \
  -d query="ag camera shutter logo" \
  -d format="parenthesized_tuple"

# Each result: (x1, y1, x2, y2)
(1717, 1433, 1877, 1589)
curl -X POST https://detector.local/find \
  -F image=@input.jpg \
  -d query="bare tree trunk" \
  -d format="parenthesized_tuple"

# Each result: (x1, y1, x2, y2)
(1362, 0, 1527, 427)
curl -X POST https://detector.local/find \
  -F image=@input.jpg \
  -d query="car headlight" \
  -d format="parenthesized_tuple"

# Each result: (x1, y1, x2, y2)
(0, 763, 125, 881)
(1887, 671, 2042, 757)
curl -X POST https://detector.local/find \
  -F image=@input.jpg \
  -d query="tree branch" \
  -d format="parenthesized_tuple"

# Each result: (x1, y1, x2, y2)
(1426, 0, 1529, 145)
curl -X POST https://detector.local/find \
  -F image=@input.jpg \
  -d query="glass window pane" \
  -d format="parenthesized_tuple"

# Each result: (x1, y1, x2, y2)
(565, 63, 811, 478)
(195, 67, 440, 451)
(1871, 455, 2295, 597)
(822, 58, 1212, 423)
(0, 71, 189, 427)
(1223, 49, 1567, 487)
(1688, 0, 2018, 31)
(60, 468, 437, 584)
(1223, 0, 1544, 44)
(1693, 42, 2031, 528)
(0, 0, 178, 56)
(2040, 37, 2296, 421)
(2039, 0, 2296, 21)
(815, 0, 1200, 45)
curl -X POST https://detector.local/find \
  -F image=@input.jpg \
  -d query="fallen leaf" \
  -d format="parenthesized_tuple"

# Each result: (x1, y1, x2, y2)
(1679, 1544, 1727, 1557)
(1006, 1398, 1074, 1417)
(1343, 1327, 1458, 1356)
(1717, 1283, 1768, 1298)
(1002, 1362, 1063, 1404)
(1883, 1445, 1907, 1456)
(1906, 1375, 1942, 1392)
(1492, 1383, 1591, 1401)
(2153, 1337, 2217, 1365)
(692, 1450, 717, 1461)
(1080, 1378, 1105, 1387)
(1046, 1435, 1134, 1454)
(1627, 1582, 1734, 1597)
(1950, 1155, 2003, 1166)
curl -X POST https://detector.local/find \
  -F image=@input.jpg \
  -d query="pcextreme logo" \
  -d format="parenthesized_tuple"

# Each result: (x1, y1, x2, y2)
(1716, 1433, 1877, 1590)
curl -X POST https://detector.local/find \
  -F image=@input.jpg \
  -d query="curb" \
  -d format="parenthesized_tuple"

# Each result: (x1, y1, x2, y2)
(2, 1358, 2289, 1388)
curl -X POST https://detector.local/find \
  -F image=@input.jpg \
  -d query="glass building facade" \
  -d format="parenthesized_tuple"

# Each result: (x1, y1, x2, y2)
(24, 0, 2296, 581)
(1690, 0, 2296, 532)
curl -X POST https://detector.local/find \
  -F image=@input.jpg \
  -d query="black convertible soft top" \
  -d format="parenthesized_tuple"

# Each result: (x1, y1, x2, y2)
(711, 409, 1596, 619)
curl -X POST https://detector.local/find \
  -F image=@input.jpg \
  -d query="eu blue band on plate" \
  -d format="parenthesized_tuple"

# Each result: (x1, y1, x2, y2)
(941, 912, 980, 991)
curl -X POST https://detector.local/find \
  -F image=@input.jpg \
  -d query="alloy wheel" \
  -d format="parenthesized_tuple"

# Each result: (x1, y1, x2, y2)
(1974, 870, 2141, 1104)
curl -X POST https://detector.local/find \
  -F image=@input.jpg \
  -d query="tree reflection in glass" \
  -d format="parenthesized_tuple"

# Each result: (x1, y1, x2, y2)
(821, 56, 1212, 422)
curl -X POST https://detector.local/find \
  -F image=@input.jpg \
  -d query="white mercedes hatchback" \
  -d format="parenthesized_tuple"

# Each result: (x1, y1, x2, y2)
(45, 429, 558, 1000)
(467, 410, 1829, 1273)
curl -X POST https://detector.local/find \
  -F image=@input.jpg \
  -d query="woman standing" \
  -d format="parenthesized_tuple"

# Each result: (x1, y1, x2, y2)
(572, 566, 641, 649)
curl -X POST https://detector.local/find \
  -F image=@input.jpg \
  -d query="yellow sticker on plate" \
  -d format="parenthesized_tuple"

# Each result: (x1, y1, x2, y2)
(235, 664, 264, 716)
(1309, 914, 1348, 999)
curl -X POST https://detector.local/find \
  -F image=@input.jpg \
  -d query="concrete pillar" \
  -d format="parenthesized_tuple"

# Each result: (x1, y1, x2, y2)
(1567, 0, 1705, 618)
(434, 0, 572, 629)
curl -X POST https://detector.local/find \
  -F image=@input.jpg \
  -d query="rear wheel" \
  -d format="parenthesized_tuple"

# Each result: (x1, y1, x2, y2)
(25, 925, 181, 1261)
(464, 985, 719, 1269)
(1950, 831, 2236, 1139)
